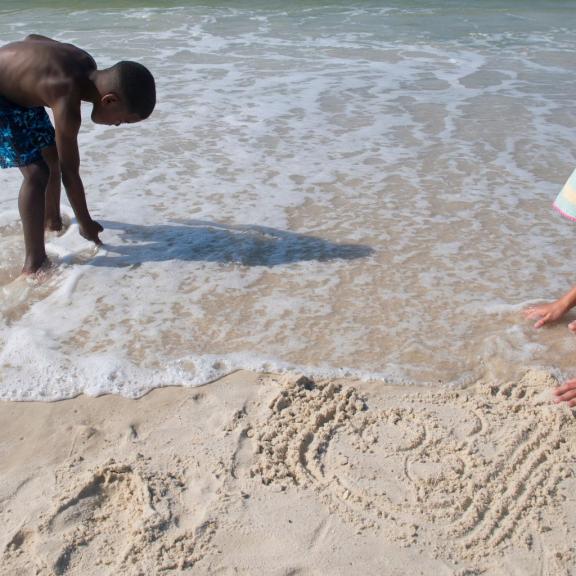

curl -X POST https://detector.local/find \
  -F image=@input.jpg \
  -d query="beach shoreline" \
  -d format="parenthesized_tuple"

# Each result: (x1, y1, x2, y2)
(1, 369, 574, 575)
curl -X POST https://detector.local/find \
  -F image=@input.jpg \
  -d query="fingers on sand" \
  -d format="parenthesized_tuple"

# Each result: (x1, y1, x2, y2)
(554, 380, 576, 406)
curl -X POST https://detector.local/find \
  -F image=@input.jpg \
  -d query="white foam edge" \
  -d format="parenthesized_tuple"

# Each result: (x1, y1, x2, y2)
(0, 350, 482, 402)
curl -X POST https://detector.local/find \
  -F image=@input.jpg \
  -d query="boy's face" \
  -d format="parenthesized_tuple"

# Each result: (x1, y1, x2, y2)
(91, 94, 141, 126)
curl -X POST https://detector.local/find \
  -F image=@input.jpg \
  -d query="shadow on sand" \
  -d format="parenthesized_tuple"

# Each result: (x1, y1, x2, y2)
(88, 219, 374, 268)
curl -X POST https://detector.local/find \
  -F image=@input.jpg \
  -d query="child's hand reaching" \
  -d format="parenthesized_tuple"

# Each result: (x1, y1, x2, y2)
(554, 380, 576, 407)
(523, 300, 569, 329)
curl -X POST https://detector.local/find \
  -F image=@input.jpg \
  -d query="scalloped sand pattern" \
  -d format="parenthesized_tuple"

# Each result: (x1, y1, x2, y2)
(3, 461, 216, 575)
(252, 371, 576, 567)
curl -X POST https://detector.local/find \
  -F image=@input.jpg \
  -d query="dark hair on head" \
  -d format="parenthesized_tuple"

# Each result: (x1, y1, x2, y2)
(112, 61, 156, 119)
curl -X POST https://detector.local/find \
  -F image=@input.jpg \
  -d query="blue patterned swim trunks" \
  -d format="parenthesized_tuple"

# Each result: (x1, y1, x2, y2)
(0, 95, 55, 169)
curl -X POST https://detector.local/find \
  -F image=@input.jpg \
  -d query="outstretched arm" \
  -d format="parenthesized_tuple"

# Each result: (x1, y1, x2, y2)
(523, 285, 576, 328)
(52, 97, 103, 244)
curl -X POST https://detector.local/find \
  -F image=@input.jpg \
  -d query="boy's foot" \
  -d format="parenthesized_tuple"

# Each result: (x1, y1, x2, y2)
(21, 256, 51, 276)
(45, 216, 63, 232)
(569, 320, 576, 335)
(554, 380, 576, 407)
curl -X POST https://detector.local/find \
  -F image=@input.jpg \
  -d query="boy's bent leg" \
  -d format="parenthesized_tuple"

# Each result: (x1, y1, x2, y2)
(18, 160, 50, 275)
(42, 145, 62, 231)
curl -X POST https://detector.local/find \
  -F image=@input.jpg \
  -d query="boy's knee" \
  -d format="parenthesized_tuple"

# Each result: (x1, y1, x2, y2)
(42, 146, 60, 173)
(21, 160, 49, 188)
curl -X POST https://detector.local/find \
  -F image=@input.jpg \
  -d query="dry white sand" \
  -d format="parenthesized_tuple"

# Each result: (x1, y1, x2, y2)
(1, 369, 575, 575)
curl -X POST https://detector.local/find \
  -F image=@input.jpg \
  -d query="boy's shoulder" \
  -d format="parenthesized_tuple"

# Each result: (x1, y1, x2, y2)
(0, 37, 96, 109)
(3, 36, 96, 69)
(23, 34, 59, 43)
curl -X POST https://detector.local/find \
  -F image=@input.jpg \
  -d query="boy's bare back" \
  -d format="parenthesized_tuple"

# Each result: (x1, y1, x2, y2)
(0, 36, 95, 109)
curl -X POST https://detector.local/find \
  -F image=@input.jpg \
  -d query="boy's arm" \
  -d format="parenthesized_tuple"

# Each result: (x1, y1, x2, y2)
(52, 98, 102, 244)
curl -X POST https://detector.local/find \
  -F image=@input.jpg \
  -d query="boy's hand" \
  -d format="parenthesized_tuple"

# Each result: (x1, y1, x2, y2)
(79, 219, 103, 245)
(523, 300, 568, 329)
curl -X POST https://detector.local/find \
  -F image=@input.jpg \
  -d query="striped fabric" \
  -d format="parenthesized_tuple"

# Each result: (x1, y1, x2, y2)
(553, 169, 576, 222)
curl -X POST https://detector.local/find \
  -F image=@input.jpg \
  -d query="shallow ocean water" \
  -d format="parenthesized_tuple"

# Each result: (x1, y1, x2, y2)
(1, 1, 575, 399)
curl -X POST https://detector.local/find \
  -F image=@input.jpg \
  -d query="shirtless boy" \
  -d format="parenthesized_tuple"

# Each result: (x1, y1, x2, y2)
(0, 35, 155, 274)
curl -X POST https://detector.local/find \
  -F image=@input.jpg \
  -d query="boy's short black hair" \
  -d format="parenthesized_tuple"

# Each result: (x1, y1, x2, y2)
(112, 61, 156, 120)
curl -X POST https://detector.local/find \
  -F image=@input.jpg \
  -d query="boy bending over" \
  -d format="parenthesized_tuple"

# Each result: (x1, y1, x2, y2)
(0, 35, 155, 274)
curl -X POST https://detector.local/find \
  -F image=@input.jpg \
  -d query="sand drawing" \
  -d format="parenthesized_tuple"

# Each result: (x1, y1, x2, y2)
(251, 372, 575, 565)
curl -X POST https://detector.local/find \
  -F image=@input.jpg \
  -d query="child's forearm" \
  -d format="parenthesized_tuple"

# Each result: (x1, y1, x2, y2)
(558, 285, 576, 312)
(61, 171, 92, 224)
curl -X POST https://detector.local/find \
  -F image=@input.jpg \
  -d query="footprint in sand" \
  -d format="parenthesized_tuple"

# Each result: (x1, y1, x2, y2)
(251, 372, 575, 564)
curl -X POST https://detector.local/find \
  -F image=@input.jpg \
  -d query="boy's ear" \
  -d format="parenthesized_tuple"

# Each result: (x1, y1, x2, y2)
(101, 93, 120, 106)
